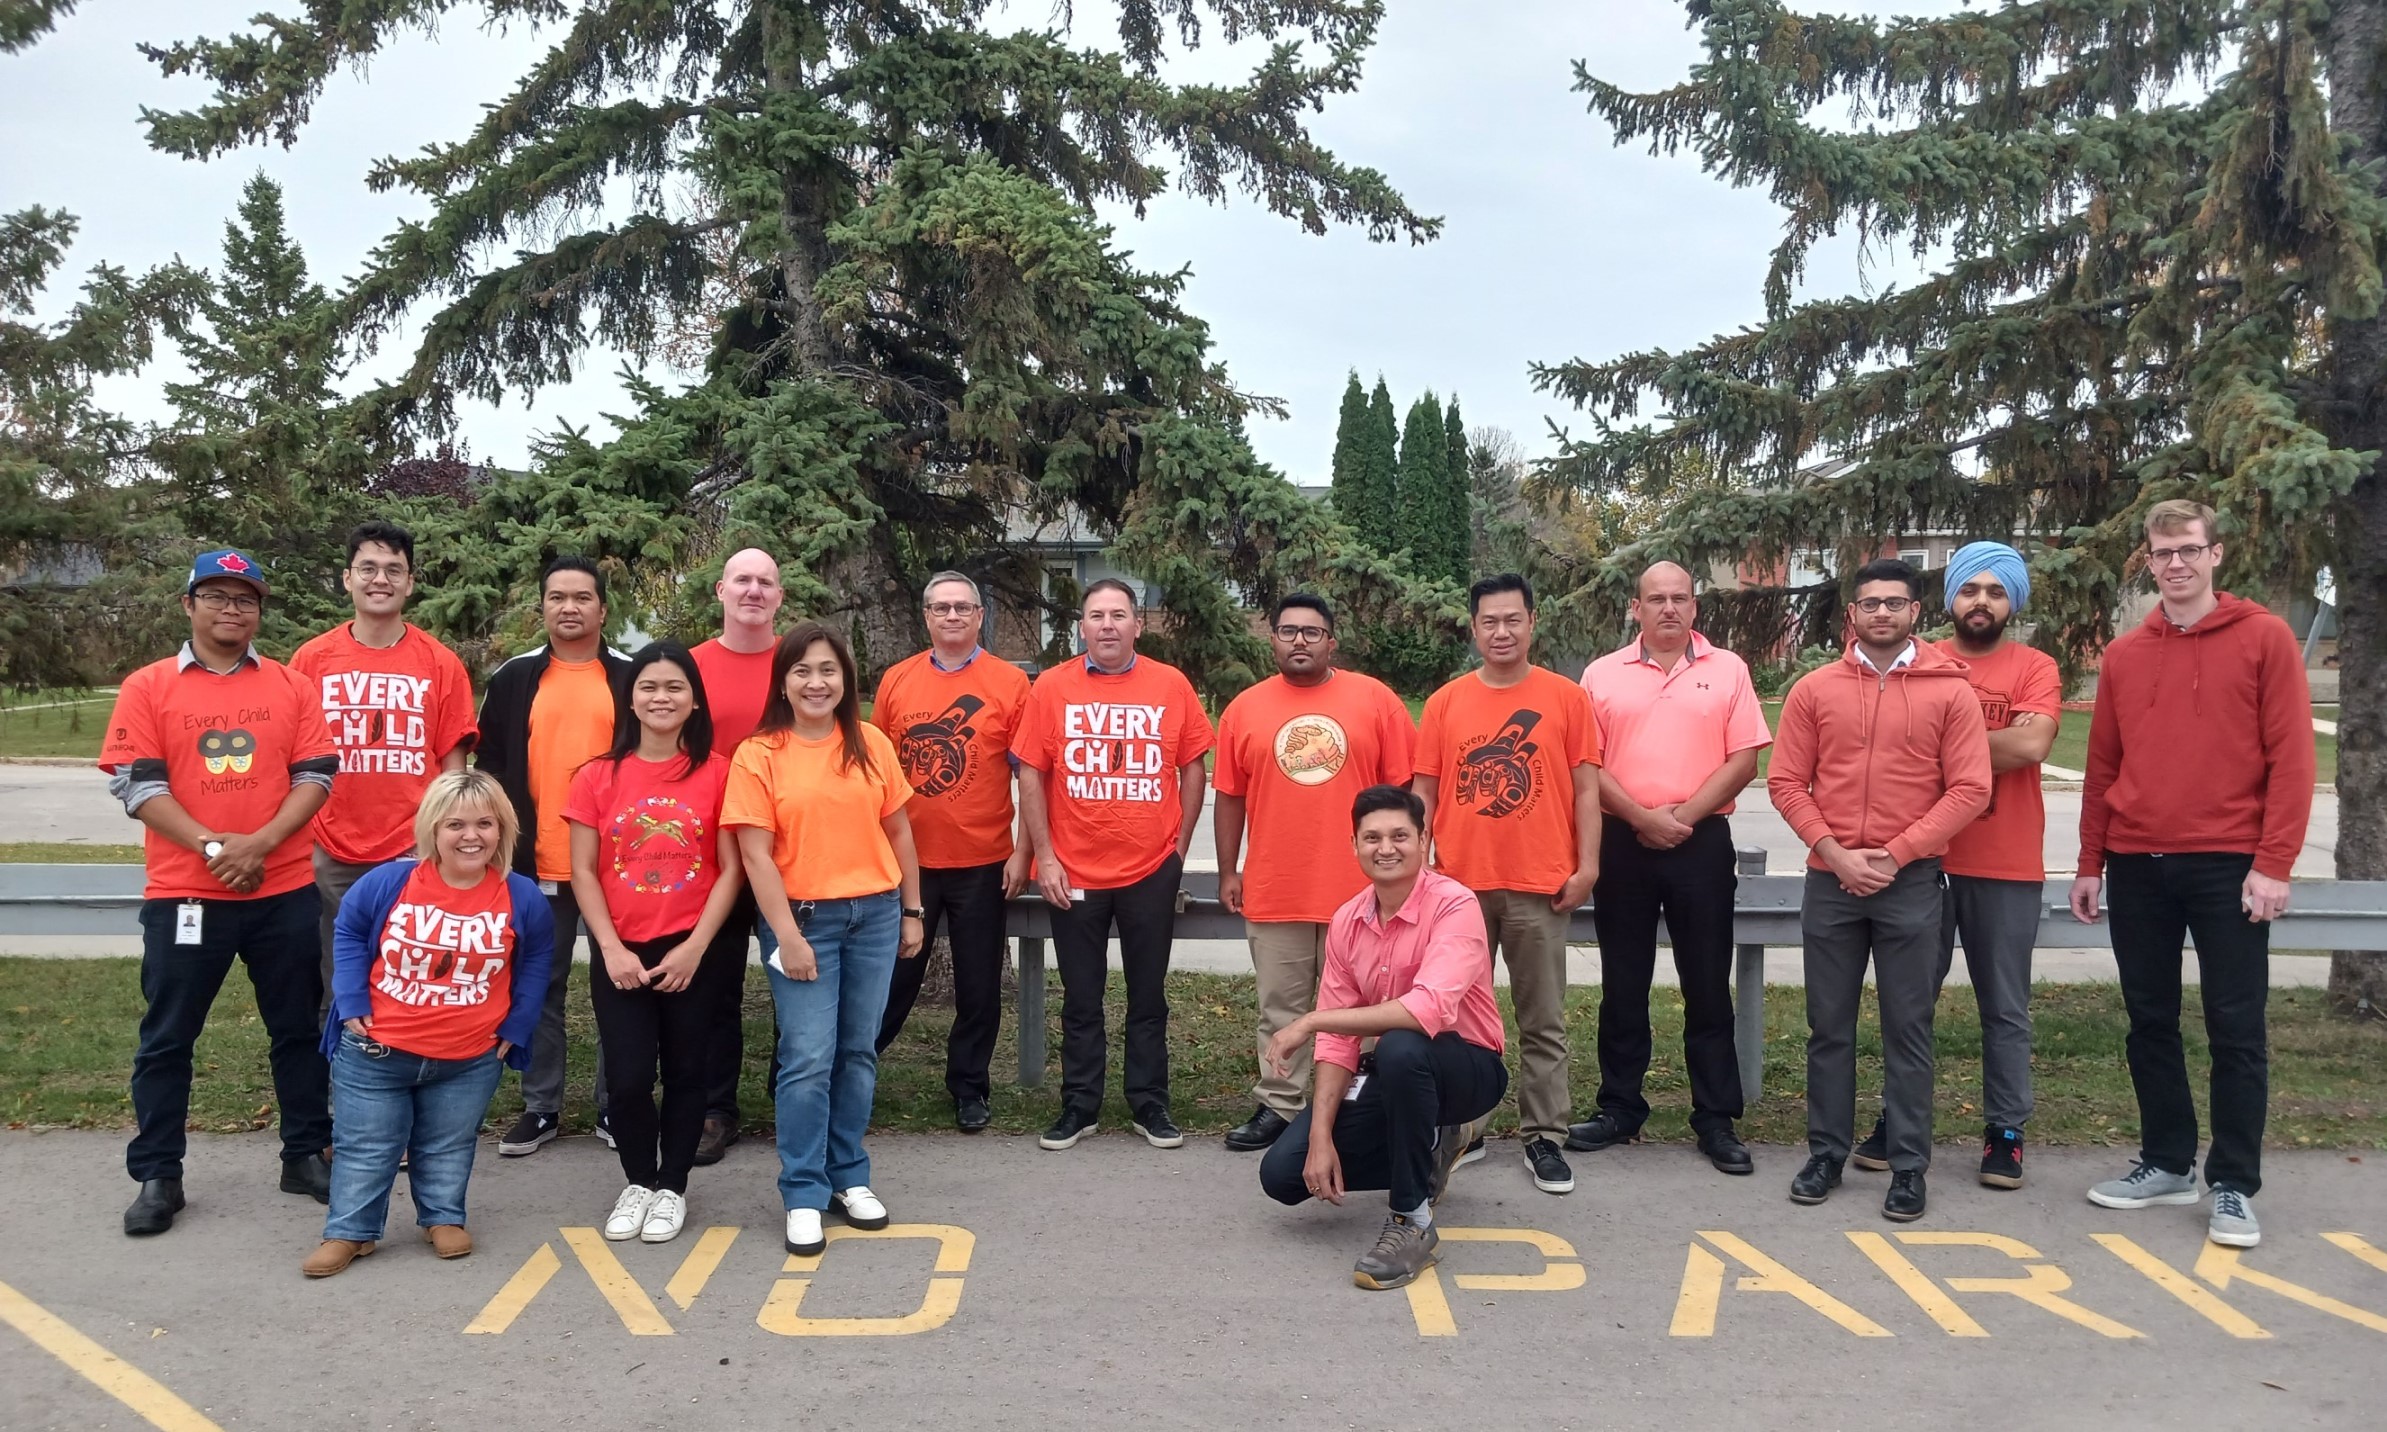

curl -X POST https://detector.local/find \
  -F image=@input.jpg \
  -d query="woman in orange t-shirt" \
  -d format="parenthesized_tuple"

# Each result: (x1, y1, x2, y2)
(721, 622, 923, 1257)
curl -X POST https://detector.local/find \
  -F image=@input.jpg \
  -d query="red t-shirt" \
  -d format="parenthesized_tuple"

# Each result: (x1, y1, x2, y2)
(366, 862, 519, 1061)
(99, 653, 336, 900)
(561, 752, 733, 943)
(1013, 656, 1216, 890)
(290, 622, 479, 864)
(1934, 639, 2063, 882)
(692, 639, 778, 749)
(1212, 670, 1417, 923)
(870, 649, 1031, 868)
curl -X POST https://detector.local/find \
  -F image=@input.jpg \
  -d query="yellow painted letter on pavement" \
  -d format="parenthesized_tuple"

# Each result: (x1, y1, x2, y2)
(1670, 1232, 1891, 1338)
(463, 1243, 562, 1335)
(2322, 1232, 2387, 1278)
(1894, 1233, 2141, 1339)
(2091, 1235, 2269, 1339)
(757, 1224, 973, 1337)
(2197, 1243, 2387, 1335)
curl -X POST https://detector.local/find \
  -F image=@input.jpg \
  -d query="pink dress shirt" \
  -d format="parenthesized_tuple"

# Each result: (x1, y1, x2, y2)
(1314, 868, 1507, 1072)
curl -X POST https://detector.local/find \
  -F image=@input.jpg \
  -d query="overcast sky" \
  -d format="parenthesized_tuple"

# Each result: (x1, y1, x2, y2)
(2, 1, 1928, 481)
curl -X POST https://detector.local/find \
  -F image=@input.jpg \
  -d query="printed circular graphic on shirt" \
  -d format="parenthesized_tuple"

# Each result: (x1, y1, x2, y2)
(1454, 708, 1544, 819)
(899, 694, 986, 799)
(197, 726, 258, 774)
(608, 794, 708, 894)
(1271, 714, 1350, 786)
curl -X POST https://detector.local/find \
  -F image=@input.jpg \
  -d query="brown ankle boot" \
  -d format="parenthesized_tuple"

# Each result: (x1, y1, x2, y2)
(302, 1239, 376, 1278)
(422, 1225, 472, 1259)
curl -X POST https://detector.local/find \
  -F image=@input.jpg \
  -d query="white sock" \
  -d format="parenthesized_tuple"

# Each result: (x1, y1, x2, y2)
(1400, 1202, 1433, 1229)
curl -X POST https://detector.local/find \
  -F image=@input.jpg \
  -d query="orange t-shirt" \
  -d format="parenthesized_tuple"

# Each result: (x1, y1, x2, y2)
(870, 649, 1031, 868)
(1013, 656, 1216, 890)
(720, 724, 914, 900)
(1934, 638, 2062, 882)
(99, 654, 336, 900)
(527, 658, 618, 881)
(366, 861, 519, 1061)
(1414, 666, 1601, 895)
(691, 638, 777, 748)
(291, 622, 480, 864)
(1212, 670, 1418, 923)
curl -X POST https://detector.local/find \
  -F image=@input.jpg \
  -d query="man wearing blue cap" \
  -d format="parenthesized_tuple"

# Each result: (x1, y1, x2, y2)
(1852, 541, 2059, 1189)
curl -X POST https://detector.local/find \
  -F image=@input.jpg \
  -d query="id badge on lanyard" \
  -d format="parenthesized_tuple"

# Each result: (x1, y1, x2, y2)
(175, 902, 204, 946)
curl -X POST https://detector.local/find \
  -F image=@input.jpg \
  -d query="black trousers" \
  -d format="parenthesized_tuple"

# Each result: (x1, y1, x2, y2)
(128, 886, 330, 1181)
(1590, 813, 1744, 1134)
(876, 860, 1008, 1101)
(1050, 853, 1181, 1117)
(2106, 852, 2270, 1195)
(588, 925, 747, 1194)
(1260, 1030, 1508, 1212)
(703, 893, 762, 1123)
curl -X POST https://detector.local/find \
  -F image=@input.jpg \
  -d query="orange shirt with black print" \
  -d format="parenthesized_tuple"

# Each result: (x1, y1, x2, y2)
(870, 648, 1031, 868)
(1413, 666, 1601, 896)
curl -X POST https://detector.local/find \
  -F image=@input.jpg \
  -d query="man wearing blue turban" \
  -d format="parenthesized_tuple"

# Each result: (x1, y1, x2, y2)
(1851, 541, 2062, 1191)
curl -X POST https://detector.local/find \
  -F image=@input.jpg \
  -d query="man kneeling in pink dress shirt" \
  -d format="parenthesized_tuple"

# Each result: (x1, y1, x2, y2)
(1258, 784, 1510, 1290)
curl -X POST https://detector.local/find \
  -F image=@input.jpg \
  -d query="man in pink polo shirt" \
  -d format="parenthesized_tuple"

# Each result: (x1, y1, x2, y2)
(1568, 561, 1772, 1175)
(1257, 785, 1508, 1292)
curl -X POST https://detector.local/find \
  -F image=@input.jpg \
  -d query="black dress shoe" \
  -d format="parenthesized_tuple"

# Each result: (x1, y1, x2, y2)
(1851, 1116, 1890, 1171)
(1698, 1126, 1755, 1175)
(1884, 1168, 1928, 1222)
(693, 1116, 737, 1167)
(955, 1096, 992, 1133)
(1789, 1154, 1843, 1205)
(124, 1178, 184, 1236)
(281, 1152, 332, 1204)
(1562, 1112, 1639, 1152)
(1223, 1105, 1290, 1152)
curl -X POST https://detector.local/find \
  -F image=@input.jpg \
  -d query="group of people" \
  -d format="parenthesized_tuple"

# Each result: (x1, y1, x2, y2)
(99, 494, 2313, 1293)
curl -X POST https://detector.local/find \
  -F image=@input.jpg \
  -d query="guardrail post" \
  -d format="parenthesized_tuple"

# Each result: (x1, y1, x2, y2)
(1734, 847, 1767, 1101)
(1016, 936, 1047, 1087)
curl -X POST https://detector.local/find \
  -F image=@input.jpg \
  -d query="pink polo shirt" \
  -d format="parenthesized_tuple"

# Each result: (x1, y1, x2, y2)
(1314, 869, 1506, 1073)
(1580, 633, 1772, 814)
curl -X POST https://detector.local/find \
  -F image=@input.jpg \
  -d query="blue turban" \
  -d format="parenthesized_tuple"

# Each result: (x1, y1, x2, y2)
(1945, 540, 2029, 613)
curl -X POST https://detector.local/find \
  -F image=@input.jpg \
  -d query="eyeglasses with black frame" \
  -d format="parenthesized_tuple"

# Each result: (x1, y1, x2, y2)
(1272, 623, 1331, 643)
(1853, 596, 1915, 614)
(2147, 542, 2214, 567)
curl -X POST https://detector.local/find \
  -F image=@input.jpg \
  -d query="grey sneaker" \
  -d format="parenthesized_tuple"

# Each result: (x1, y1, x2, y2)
(2208, 1188, 2261, 1248)
(2087, 1162, 2201, 1209)
(1353, 1213, 1440, 1291)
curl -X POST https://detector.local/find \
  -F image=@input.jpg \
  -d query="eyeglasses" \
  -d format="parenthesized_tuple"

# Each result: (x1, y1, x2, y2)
(1272, 624, 1331, 643)
(348, 563, 410, 582)
(1853, 597, 1915, 613)
(925, 602, 981, 616)
(2148, 543, 2213, 567)
(191, 591, 261, 613)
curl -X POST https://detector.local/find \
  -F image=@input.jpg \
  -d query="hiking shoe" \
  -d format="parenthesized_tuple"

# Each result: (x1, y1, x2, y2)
(1884, 1169, 1927, 1222)
(1698, 1126, 1755, 1176)
(1980, 1125, 2024, 1189)
(693, 1116, 737, 1166)
(831, 1186, 889, 1230)
(1455, 1134, 1487, 1168)
(499, 1111, 559, 1157)
(1523, 1138, 1575, 1195)
(1038, 1107, 1098, 1150)
(301, 1239, 375, 1279)
(1428, 1121, 1474, 1206)
(1850, 1117, 1889, 1171)
(1223, 1105, 1290, 1152)
(2087, 1162, 2200, 1209)
(1563, 1111, 1639, 1152)
(1131, 1105, 1184, 1149)
(423, 1225, 473, 1259)
(640, 1190, 688, 1244)
(2208, 1188, 2260, 1248)
(1352, 1214, 1440, 1291)
(603, 1185, 655, 1241)
(1790, 1154, 1844, 1205)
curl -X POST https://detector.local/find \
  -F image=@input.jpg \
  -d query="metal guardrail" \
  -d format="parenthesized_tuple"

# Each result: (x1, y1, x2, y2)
(13, 858, 2387, 1098)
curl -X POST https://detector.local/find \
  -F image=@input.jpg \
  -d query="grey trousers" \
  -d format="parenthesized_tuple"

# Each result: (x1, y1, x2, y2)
(522, 885, 606, 1118)
(1936, 875, 2039, 1129)
(1804, 861, 1944, 1173)
(312, 847, 378, 1026)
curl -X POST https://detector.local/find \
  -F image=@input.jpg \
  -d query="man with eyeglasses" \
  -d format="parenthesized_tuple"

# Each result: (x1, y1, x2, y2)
(291, 522, 479, 1024)
(1214, 594, 1416, 1152)
(102, 548, 341, 1236)
(870, 571, 1032, 1132)
(1770, 557, 1989, 1224)
(2072, 499, 2313, 1249)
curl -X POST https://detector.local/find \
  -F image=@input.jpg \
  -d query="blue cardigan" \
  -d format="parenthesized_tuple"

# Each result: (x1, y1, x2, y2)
(321, 859, 556, 1071)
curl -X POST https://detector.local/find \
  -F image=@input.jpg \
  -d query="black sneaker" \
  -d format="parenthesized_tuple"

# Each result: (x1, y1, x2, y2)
(1223, 1105, 1290, 1152)
(1523, 1137, 1575, 1194)
(1850, 1116, 1889, 1171)
(499, 1111, 559, 1157)
(1131, 1105, 1184, 1149)
(1562, 1111, 1639, 1153)
(1884, 1168, 1928, 1222)
(1038, 1107, 1098, 1150)
(1790, 1153, 1844, 1205)
(955, 1096, 992, 1133)
(594, 1112, 616, 1149)
(1979, 1125, 2024, 1189)
(1456, 1134, 1487, 1168)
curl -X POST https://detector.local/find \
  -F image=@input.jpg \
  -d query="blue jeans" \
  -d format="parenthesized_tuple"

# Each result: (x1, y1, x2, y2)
(765, 890, 900, 1211)
(325, 1033, 504, 1241)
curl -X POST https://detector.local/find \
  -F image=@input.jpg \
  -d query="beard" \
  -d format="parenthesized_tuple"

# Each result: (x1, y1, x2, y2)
(1956, 608, 2009, 644)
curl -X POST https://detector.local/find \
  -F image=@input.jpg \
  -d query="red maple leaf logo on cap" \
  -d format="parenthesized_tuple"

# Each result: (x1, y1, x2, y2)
(216, 553, 252, 573)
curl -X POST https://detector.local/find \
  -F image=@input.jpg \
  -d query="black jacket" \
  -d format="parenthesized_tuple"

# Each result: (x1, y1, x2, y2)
(475, 643, 632, 879)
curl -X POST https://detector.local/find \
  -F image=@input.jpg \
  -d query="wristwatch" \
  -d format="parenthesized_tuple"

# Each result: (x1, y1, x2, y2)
(901, 906, 924, 919)
(202, 839, 226, 860)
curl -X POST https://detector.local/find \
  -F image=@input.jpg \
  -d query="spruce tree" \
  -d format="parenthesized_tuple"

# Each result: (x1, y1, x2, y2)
(1360, 376, 1402, 553)
(1544, 0, 2387, 1009)
(138, 1, 1446, 694)
(1435, 395, 1472, 587)
(1328, 370, 1373, 534)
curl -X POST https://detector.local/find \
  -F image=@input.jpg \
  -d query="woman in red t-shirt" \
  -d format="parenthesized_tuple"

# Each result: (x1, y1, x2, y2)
(565, 642, 744, 1246)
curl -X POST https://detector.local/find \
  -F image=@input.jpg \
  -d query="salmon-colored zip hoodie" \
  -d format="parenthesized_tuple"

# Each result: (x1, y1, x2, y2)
(1768, 641, 1993, 871)
(2077, 592, 2314, 880)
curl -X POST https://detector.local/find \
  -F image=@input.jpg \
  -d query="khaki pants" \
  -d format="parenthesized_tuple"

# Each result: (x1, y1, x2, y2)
(1245, 921, 1328, 1116)
(1476, 888, 1574, 1143)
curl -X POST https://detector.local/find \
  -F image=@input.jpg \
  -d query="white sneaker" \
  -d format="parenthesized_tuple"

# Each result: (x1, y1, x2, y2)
(784, 1207, 825, 1256)
(603, 1184, 654, 1241)
(831, 1185, 889, 1229)
(639, 1189, 686, 1244)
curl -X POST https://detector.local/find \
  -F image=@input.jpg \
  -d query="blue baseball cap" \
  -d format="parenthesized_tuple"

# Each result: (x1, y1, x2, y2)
(187, 548, 269, 596)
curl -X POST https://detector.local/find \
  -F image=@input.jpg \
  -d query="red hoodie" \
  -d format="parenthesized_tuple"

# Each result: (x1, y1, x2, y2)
(1768, 642, 1993, 871)
(2077, 592, 2315, 879)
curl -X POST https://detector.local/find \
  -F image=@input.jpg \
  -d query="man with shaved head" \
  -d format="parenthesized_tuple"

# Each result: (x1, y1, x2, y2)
(1567, 561, 1772, 1175)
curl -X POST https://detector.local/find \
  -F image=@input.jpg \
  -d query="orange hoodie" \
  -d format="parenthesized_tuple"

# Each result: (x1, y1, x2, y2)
(2077, 592, 2314, 880)
(1768, 641, 1993, 871)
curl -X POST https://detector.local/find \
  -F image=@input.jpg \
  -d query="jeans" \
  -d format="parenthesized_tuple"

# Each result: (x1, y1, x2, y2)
(1803, 861, 1944, 1173)
(1590, 814, 1743, 1134)
(1049, 854, 1182, 1117)
(521, 885, 607, 1118)
(324, 1033, 504, 1241)
(128, 886, 330, 1181)
(1259, 1031, 1508, 1212)
(1936, 874, 2041, 1129)
(2106, 852, 2270, 1194)
(876, 860, 1009, 1102)
(766, 890, 902, 1211)
(589, 925, 747, 1194)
